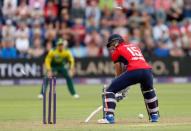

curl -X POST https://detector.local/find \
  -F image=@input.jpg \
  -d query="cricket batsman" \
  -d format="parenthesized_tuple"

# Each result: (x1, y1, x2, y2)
(38, 39, 79, 99)
(98, 34, 159, 124)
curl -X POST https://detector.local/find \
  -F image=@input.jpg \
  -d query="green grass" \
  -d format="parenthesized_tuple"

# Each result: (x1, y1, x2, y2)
(0, 83, 191, 131)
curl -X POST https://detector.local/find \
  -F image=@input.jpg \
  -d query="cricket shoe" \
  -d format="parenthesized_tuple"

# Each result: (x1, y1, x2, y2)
(97, 114, 115, 124)
(73, 94, 80, 99)
(38, 94, 43, 99)
(150, 113, 159, 122)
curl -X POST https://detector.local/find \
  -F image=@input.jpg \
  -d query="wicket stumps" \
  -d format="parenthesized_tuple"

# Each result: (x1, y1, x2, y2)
(42, 77, 56, 124)
(102, 85, 107, 119)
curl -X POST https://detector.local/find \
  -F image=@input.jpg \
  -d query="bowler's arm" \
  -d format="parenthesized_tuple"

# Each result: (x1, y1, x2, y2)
(45, 50, 53, 71)
(67, 50, 75, 70)
(66, 50, 75, 77)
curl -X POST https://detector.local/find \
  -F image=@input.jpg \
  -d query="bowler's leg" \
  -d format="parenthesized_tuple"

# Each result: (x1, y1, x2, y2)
(62, 68, 79, 98)
(39, 77, 49, 99)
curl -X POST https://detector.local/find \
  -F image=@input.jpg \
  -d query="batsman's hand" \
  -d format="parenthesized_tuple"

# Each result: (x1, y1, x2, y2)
(69, 68, 75, 77)
(47, 70, 53, 78)
(115, 93, 124, 102)
(115, 87, 130, 102)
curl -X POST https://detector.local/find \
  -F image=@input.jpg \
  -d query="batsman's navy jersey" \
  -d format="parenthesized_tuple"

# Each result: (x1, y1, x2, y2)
(111, 43, 151, 71)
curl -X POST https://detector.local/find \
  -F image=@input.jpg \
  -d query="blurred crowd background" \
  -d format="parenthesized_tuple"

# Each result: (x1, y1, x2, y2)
(1, 0, 191, 59)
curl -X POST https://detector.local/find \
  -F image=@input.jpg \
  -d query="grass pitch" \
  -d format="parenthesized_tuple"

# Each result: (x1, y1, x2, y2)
(0, 83, 191, 131)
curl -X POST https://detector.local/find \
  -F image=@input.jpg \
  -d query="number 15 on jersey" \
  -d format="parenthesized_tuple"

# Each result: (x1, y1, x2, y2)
(127, 47, 143, 57)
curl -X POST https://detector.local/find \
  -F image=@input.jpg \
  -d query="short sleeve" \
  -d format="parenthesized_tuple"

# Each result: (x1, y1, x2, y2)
(111, 50, 120, 63)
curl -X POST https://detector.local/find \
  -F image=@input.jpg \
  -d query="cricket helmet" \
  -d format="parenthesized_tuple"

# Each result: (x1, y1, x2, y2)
(106, 34, 124, 48)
